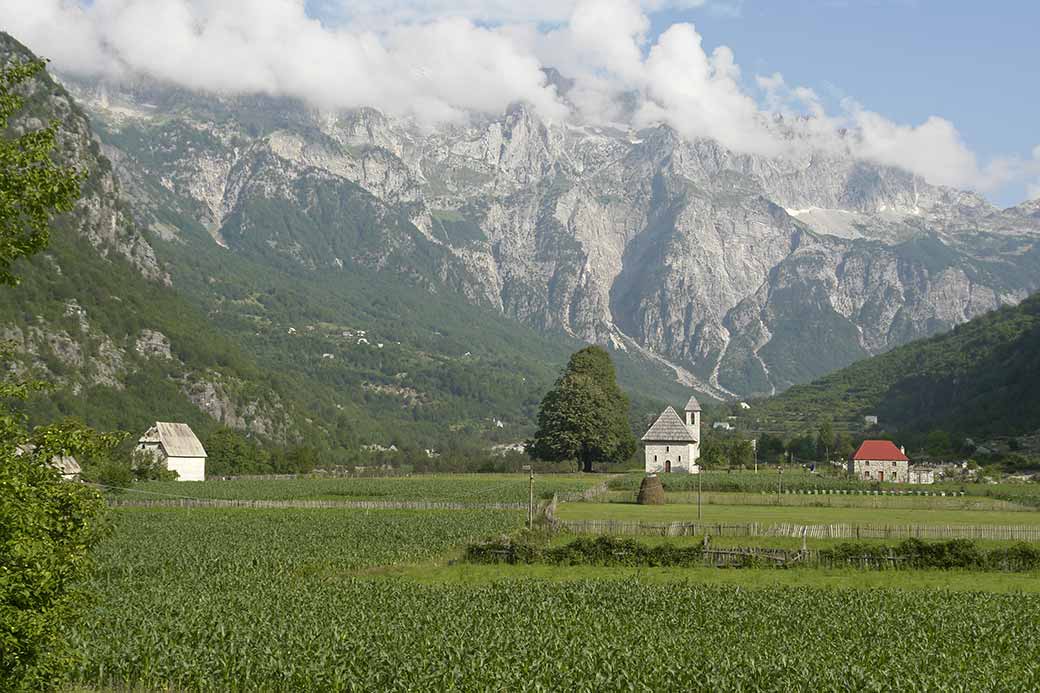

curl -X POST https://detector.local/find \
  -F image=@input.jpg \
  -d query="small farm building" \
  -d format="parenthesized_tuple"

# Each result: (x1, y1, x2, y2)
(849, 440, 909, 483)
(137, 422, 207, 481)
(15, 444, 81, 481)
(642, 396, 701, 474)
(908, 467, 936, 485)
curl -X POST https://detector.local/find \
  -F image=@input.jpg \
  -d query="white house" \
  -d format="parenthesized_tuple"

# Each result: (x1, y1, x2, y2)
(642, 396, 701, 474)
(908, 467, 936, 485)
(137, 422, 207, 481)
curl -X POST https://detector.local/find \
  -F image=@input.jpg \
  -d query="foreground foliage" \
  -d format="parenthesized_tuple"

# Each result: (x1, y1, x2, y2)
(0, 422, 113, 690)
(1, 52, 114, 691)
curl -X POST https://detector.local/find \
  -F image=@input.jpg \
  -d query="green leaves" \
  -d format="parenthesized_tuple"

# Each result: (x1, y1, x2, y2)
(0, 425, 110, 689)
(0, 58, 83, 287)
(528, 346, 637, 471)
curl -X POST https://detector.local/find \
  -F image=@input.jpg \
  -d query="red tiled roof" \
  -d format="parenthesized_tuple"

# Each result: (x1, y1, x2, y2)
(852, 440, 909, 462)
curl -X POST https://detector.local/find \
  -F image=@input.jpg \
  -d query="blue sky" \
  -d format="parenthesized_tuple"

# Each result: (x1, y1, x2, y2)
(654, 1, 1037, 206)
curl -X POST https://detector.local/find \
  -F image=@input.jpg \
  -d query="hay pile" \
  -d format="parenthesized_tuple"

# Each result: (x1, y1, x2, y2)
(636, 475, 666, 505)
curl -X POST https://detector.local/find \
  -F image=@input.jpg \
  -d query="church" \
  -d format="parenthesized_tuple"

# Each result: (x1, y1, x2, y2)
(642, 396, 701, 474)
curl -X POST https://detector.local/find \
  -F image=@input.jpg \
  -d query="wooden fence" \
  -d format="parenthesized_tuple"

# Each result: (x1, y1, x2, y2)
(555, 477, 616, 503)
(629, 491, 1030, 512)
(107, 498, 526, 511)
(552, 519, 1040, 542)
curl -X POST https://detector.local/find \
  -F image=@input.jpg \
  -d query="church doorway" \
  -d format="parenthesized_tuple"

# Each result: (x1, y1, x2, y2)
(665, 460, 672, 473)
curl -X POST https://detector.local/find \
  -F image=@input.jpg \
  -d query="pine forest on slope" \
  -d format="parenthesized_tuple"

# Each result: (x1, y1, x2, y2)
(747, 291, 1040, 441)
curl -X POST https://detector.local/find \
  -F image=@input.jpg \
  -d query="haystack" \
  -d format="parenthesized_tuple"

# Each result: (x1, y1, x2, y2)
(636, 474, 666, 505)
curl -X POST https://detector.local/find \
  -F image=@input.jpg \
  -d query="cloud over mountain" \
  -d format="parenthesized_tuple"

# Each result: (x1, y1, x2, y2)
(2, 0, 1034, 197)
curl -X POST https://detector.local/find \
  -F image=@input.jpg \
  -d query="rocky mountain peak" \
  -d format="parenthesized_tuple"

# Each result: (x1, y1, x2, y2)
(50, 67, 1040, 399)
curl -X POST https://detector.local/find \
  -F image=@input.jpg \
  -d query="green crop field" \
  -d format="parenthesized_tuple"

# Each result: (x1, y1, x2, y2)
(118, 473, 598, 504)
(554, 499, 1040, 526)
(70, 506, 1040, 690)
(609, 471, 1040, 507)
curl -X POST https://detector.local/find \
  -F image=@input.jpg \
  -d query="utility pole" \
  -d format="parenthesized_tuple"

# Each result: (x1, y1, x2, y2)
(697, 466, 703, 520)
(777, 465, 783, 505)
(752, 438, 758, 474)
(522, 465, 534, 530)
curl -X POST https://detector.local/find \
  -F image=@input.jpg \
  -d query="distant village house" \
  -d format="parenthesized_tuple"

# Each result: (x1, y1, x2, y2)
(849, 440, 909, 482)
(137, 422, 207, 481)
(848, 439, 945, 484)
(642, 396, 701, 474)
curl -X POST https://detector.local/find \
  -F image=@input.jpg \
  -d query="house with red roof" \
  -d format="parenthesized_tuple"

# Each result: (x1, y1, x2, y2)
(849, 440, 909, 483)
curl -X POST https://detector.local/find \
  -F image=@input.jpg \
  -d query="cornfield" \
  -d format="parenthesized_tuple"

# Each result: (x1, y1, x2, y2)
(69, 507, 1040, 691)
(124, 474, 596, 504)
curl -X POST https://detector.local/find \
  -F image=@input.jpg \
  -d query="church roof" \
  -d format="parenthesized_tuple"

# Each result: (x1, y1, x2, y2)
(684, 395, 702, 412)
(642, 406, 696, 442)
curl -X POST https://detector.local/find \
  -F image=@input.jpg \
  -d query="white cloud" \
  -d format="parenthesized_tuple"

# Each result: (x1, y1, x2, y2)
(3, 0, 566, 124)
(635, 24, 780, 154)
(312, 0, 711, 28)
(844, 106, 986, 190)
(0, 0, 1031, 199)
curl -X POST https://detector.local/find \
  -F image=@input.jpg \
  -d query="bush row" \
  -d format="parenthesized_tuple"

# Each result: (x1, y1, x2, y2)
(466, 536, 1040, 571)
(821, 538, 1040, 571)
(465, 536, 707, 567)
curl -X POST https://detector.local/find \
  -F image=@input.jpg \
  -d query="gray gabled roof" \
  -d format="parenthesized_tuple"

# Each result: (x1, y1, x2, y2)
(642, 406, 696, 442)
(684, 395, 702, 412)
(140, 422, 207, 458)
(15, 444, 81, 476)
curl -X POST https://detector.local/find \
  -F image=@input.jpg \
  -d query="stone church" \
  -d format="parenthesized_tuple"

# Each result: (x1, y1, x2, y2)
(642, 396, 701, 474)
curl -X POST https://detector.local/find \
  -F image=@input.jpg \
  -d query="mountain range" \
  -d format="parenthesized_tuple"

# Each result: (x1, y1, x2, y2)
(2, 30, 1038, 452)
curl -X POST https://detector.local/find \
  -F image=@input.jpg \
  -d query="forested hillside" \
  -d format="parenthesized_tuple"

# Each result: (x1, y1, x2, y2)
(750, 293, 1040, 440)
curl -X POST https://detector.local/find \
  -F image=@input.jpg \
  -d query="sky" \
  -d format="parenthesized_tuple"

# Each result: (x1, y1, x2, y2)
(2, 0, 1037, 206)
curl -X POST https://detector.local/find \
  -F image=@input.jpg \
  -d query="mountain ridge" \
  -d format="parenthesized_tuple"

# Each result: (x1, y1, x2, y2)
(60, 70, 1040, 398)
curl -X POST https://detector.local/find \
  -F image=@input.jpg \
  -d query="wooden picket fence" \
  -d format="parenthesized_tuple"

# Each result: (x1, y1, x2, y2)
(107, 498, 526, 511)
(555, 477, 617, 503)
(553, 519, 1040, 542)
